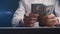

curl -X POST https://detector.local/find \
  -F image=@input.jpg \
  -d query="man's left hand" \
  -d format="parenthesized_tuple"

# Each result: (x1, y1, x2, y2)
(38, 14, 59, 27)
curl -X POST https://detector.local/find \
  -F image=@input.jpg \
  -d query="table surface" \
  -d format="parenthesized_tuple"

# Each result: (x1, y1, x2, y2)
(0, 27, 60, 29)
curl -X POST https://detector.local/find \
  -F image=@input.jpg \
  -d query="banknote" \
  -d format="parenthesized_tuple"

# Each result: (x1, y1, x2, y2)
(31, 4, 54, 16)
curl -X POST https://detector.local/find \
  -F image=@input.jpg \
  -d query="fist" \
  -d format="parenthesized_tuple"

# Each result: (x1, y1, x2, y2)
(38, 14, 59, 27)
(24, 13, 39, 27)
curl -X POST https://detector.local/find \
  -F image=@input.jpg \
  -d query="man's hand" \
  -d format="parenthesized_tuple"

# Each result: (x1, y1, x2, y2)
(38, 14, 59, 27)
(24, 13, 39, 27)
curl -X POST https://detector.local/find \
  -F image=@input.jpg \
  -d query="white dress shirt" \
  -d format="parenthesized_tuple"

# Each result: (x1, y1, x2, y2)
(12, 0, 60, 27)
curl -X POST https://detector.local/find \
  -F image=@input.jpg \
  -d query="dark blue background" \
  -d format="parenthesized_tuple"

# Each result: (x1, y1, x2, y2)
(0, 0, 20, 27)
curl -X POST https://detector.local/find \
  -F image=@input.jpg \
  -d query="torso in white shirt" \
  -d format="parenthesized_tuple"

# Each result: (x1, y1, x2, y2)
(21, 0, 56, 27)
(21, 0, 56, 16)
(12, 0, 60, 27)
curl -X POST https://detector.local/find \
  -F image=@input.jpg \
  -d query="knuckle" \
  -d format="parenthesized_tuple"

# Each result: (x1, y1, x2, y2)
(30, 21, 35, 23)
(30, 17, 37, 20)
(29, 14, 39, 17)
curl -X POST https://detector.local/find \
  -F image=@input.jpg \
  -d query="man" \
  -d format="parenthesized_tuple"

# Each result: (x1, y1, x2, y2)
(12, 0, 60, 27)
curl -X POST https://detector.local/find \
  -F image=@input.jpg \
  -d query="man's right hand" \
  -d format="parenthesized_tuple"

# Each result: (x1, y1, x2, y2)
(24, 13, 39, 27)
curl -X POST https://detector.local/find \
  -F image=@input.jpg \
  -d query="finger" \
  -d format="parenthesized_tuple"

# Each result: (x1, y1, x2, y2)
(47, 18, 56, 22)
(30, 17, 38, 20)
(30, 20, 36, 24)
(24, 16, 37, 22)
(47, 18, 58, 25)
(24, 17, 37, 23)
(47, 14, 55, 19)
(26, 20, 36, 24)
(29, 13, 39, 17)
(48, 17, 58, 21)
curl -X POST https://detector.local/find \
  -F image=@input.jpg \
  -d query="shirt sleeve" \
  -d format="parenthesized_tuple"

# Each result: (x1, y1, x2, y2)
(12, 1, 25, 27)
(55, 0, 60, 24)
